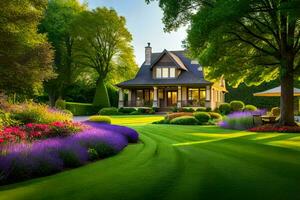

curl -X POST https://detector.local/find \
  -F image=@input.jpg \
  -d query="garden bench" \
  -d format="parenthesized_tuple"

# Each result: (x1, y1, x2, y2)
(261, 115, 277, 124)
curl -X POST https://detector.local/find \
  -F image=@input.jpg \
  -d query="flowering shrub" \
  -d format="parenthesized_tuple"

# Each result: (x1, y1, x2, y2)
(0, 127, 26, 143)
(0, 123, 132, 185)
(0, 122, 85, 144)
(249, 124, 300, 133)
(219, 110, 267, 130)
(10, 102, 72, 124)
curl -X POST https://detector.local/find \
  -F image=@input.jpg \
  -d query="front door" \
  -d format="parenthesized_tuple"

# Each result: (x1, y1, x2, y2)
(167, 91, 177, 107)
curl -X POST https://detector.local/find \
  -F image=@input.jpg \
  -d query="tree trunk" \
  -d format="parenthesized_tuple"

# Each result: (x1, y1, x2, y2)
(48, 88, 57, 107)
(279, 64, 296, 126)
(93, 78, 111, 107)
(49, 93, 56, 108)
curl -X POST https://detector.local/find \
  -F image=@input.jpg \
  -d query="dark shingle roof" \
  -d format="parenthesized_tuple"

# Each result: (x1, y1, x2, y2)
(117, 50, 212, 87)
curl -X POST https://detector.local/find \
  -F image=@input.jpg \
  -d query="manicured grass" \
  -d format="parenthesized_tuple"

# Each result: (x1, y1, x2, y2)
(1, 115, 300, 200)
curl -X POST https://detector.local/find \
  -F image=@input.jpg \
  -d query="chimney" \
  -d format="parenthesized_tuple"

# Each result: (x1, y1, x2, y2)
(145, 42, 152, 65)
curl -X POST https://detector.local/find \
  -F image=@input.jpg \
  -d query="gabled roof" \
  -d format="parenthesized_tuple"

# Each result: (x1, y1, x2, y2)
(150, 49, 188, 71)
(117, 50, 212, 87)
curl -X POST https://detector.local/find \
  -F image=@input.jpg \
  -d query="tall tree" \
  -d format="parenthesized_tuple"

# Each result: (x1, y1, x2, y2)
(147, 0, 300, 125)
(72, 7, 137, 107)
(0, 0, 55, 96)
(39, 0, 86, 106)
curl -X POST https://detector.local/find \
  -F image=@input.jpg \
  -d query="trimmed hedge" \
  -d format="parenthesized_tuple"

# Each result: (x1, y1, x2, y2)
(193, 112, 211, 124)
(219, 103, 231, 115)
(66, 102, 99, 116)
(99, 107, 120, 115)
(88, 116, 111, 124)
(244, 105, 257, 111)
(195, 107, 207, 112)
(118, 107, 136, 114)
(230, 100, 245, 112)
(208, 112, 223, 121)
(170, 116, 199, 125)
(137, 108, 155, 114)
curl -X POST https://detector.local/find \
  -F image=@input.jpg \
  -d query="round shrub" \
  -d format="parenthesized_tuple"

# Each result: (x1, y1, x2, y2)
(170, 116, 199, 125)
(208, 112, 223, 121)
(193, 112, 211, 124)
(271, 107, 280, 117)
(230, 100, 245, 112)
(88, 116, 111, 124)
(137, 108, 154, 114)
(55, 99, 66, 110)
(152, 119, 170, 124)
(244, 105, 257, 111)
(130, 110, 141, 115)
(218, 103, 231, 115)
(196, 107, 207, 112)
(171, 107, 179, 112)
(118, 107, 136, 114)
(99, 107, 119, 115)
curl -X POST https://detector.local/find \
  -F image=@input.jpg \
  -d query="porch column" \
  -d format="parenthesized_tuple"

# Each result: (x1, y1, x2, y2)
(128, 89, 132, 107)
(153, 87, 158, 107)
(205, 85, 212, 109)
(118, 88, 124, 108)
(177, 86, 182, 108)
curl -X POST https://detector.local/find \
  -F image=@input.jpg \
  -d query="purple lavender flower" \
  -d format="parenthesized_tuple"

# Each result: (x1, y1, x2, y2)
(0, 123, 132, 184)
(84, 121, 139, 143)
(219, 109, 267, 130)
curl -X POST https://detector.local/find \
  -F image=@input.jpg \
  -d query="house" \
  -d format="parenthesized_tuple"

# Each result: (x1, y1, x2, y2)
(116, 43, 227, 110)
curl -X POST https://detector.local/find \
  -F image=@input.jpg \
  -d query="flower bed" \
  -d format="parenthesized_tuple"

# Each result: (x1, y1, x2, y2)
(249, 124, 300, 133)
(0, 123, 139, 185)
(0, 121, 84, 144)
(219, 110, 266, 130)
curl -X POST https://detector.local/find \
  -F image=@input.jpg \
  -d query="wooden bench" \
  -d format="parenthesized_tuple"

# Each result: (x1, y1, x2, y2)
(261, 115, 277, 124)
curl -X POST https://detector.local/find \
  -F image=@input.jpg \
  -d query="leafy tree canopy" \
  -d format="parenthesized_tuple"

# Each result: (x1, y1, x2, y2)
(147, 0, 300, 125)
(39, 0, 86, 105)
(72, 7, 138, 106)
(0, 0, 55, 95)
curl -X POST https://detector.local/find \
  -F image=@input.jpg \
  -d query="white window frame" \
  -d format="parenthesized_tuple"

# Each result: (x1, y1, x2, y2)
(156, 67, 177, 79)
(162, 68, 169, 78)
(169, 68, 176, 78)
(156, 68, 162, 78)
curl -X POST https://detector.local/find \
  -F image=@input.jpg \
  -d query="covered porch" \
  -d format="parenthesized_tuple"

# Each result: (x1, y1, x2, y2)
(118, 85, 217, 109)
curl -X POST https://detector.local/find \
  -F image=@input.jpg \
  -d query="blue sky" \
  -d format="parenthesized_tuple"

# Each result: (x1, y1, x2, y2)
(82, 0, 187, 65)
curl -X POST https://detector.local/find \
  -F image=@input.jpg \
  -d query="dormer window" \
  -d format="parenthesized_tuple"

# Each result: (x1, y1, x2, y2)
(156, 67, 176, 79)
(170, 68, 176, 78)
(162, 68, 169, 78)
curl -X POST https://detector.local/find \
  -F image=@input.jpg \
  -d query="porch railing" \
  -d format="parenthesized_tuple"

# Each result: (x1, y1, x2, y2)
(181, 100, 205, 107)
(124, 100, 153, 107)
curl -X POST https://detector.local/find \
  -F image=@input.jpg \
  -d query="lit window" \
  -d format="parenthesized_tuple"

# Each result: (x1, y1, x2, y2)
(162, 68, 169, 78)
(170, 68, 176, 78)
(156, 68, 161, 78)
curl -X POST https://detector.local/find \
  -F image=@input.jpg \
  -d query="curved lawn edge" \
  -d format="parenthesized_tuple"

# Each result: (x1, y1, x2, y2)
(1, 116, 300, 200)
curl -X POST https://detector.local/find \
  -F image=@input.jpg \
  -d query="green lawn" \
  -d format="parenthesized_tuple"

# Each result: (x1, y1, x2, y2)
(1, 115, 300, 200)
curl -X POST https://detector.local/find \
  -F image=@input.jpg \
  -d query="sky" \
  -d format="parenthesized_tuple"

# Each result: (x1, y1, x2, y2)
(82, 0, 187, 66)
